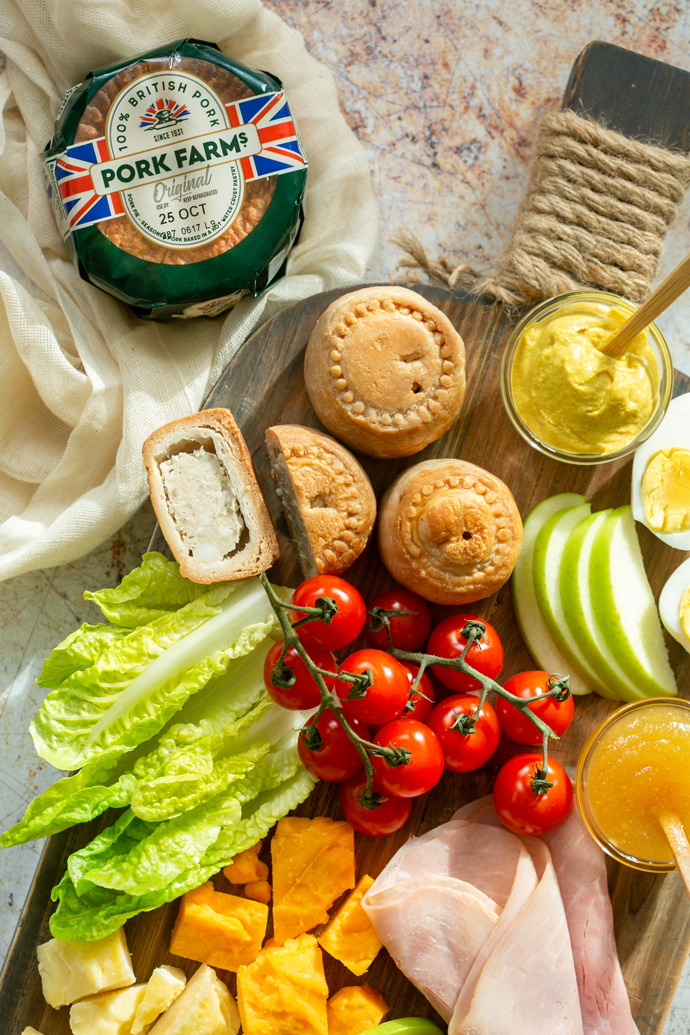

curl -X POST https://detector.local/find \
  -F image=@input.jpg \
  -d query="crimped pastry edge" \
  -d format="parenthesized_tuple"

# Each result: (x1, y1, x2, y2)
(304, 286, 466, 458)
(266, 423, 376, 576)
(377, 458, 523, 604)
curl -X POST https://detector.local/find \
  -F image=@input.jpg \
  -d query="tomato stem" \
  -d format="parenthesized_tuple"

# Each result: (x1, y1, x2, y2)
(530, 735, 554, 795)
(371, 612, 567, 747)
(260, 574, 403, 803)
(260, 577, 569, 807)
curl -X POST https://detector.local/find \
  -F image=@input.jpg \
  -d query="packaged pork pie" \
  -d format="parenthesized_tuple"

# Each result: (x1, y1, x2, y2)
(43, 39, 308, 319)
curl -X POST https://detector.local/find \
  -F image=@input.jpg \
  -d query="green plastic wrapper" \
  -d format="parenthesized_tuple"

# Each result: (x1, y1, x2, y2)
(43, 39, 308, 320)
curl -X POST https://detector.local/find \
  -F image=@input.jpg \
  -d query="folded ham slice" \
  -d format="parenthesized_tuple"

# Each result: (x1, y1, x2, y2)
(362, 799, 638, 1035)
(543, 805, 640, 1035)
(364, 875, 500, 1020)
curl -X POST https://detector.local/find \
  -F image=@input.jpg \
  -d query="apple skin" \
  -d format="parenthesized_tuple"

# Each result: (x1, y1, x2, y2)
(559, 509, 635, 702)
(511, 493, 592, 696)
(589, 506, 676, 698)
(532, 503, 612, 698)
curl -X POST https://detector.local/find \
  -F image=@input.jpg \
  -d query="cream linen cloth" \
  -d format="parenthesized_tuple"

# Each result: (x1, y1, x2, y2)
(0, 0, 377, 582)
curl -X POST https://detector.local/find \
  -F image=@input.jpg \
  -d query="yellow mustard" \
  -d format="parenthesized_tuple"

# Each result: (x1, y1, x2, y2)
(511, 302, 659, 455)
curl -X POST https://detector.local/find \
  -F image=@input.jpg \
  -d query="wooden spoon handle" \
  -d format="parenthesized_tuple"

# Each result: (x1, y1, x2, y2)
(659, 813, 690, 900)
(599, 252, 690, 358)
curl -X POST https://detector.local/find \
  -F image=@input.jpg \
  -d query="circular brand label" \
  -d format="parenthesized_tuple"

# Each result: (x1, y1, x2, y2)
(105, 71, 244, 248)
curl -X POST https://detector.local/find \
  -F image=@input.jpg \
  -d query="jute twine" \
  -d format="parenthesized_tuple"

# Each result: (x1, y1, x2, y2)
(396, 108, 690, 308)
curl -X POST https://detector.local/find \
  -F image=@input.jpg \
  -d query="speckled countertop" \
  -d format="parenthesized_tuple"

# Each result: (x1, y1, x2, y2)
(2, 2, 690, 1032)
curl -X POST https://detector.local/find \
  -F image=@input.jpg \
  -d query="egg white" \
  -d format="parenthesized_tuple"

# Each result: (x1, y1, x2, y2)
(659, 556, 690, 654)
(631, 392, 690, 550)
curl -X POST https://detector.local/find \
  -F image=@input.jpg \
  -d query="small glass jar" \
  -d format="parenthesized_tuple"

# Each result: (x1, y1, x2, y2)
(500, 290, 674, 466)
(576, 698, 690, 872)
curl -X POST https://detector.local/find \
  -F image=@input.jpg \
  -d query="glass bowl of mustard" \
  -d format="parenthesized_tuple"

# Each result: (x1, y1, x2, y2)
(576, 698, 690, 872)
(500, 290, 674, 466)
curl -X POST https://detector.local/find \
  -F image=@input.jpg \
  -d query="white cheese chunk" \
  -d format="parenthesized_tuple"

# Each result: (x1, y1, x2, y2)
(37, 928, 135, 1008)
(148, 964, 239, 1035)
(131, 966, 187, 1034)
(69, 983, 146, 1035)
(160, 448, 244, 563)
(21, 1028, 45, 1034)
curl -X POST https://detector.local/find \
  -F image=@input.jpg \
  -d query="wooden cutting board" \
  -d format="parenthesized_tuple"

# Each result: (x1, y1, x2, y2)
(6, 37, 690, 1035)
(3, 282, 690, 1035)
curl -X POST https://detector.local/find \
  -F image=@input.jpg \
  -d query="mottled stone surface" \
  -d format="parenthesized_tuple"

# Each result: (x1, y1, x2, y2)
(264, 0, 690, 376)
(3, 3, 690, 1031)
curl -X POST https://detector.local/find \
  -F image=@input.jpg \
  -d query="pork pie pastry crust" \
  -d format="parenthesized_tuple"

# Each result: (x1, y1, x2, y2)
(75, 58, 277, 266)
(266, 424, 376, 577)
(304, 286, 466, 458)
(378, 459, 523, 605)
(144, 408, 278, 584)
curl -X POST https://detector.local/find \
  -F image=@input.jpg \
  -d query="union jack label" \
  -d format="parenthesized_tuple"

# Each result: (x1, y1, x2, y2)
(45, 139, 125, 237)
(229, 91, 307, 182)
(44, 86, 306, 243)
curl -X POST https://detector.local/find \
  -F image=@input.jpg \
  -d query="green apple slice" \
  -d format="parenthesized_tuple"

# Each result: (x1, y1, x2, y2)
(559, 510, 640, 701)
(533, 503, 614, 697)
(512, 493, 592, 695)
(590, 506, 677, 697)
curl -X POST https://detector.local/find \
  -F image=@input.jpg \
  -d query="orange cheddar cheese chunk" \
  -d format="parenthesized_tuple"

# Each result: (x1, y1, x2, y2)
(317, 874, 382, 975)
(223, 842, 269, 885)
(236, 933, 328, 1035)
(244, 880, 271, 904)
(169, 881, 267, 972)
(327, 984, 389, 1035)
(271, 817, 355, 944)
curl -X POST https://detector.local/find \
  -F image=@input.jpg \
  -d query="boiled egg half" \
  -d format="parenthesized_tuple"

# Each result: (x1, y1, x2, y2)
(632, 392, 690, 550)
(659, 556, 690, 655)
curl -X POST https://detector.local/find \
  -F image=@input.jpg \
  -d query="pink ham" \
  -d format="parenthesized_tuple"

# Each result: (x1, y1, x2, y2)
(364, 875, 500, 1020)
(450, 835, 583, 1035)
(458, 798, 639, 1034)
(543, 804, 640, 1035)
(363, 820, 523, 1020)
(363, 811, 583, 1035)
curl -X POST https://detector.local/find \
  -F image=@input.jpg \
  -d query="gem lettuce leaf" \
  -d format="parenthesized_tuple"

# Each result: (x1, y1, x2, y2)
(30, 573, 274, 771)
(3, 553, 319, 942)
(1, 638, 278, 846)
(49, 765, 316, 941)
(83, 551, 210, 628)
(0, 763, 137, 848)
(63, 711, 309, 899)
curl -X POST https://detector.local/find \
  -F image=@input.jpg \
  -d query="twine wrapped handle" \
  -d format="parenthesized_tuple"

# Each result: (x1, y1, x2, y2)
(395, 109, 690, 312)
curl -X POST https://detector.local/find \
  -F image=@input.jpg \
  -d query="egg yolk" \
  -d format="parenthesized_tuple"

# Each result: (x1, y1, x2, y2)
(641, 449, 690, 533)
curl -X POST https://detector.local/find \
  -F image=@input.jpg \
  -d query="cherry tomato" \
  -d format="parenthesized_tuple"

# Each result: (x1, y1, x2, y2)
(400, 663, 435, 723)
(367, 588, 432, 651)
(289, 576, 366, 650)
(493, 752, 573, 836)
(298, 711, 370, 782)
(339, 773, 412, 837)
(497, 671, 574, 745)
(371, 718, 444, 798)
(263, 640, 337, 710)
(426, 694, 500, 772)
(427, 614, 503, 693)
(339, 649, 410, 726)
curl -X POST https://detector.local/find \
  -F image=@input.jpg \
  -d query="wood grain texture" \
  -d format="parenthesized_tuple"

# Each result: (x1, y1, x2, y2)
(3, 283, 689, 1035)
(564, 40, 690, 149)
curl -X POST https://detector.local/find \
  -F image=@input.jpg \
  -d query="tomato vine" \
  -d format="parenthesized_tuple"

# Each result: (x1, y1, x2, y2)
(260, 574, 571, 804)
